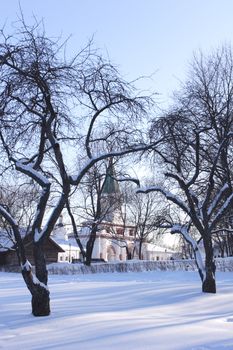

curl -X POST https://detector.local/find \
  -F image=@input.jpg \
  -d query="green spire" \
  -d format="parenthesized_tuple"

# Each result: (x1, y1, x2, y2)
(102, 159, 120, 194)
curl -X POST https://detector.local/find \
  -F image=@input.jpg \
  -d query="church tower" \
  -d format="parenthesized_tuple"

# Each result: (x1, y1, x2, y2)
(101, 159, 122, 223)
(52, 214, 69, 241)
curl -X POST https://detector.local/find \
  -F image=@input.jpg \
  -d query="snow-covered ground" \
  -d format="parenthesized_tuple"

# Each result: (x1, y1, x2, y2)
(0, 271, 233, 350)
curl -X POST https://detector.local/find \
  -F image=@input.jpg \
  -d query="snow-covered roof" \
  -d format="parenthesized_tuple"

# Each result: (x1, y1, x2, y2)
(0, 230, 67, 254)
(145, 243, 176, 254)
(0, 228, 29, 252)
(79, 226, 91, 235)
(50, 237, 80, 252)
(0, 227, 30, 252)
(0, 234, 15, 252)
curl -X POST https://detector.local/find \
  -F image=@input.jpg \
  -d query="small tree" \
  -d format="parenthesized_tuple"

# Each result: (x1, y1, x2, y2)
(120, 183, 163, 259)
(0, 180, 38, 257)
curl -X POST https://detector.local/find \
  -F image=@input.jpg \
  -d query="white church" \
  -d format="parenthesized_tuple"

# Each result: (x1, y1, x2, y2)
(52, 162, 175, 263)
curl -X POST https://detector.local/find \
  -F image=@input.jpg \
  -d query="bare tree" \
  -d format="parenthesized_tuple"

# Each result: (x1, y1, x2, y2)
(0, 179, 39, 256)
(0, 19, 158, 315)
(119, 183, 163, 259)
(67, 160, 123, 265)
(0, 179, 38, 229)
(0, 20, 75, 315)
(211, 213, 233, 257)
(139, 46, 233, 293)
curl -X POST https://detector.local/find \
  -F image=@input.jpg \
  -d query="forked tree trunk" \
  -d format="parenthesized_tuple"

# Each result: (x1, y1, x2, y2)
(175, 226, 216, 293)
(21, 264, 50, 316)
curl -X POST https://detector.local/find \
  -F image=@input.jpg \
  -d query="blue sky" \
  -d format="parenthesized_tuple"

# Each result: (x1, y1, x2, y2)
(1, 0, 233, 106)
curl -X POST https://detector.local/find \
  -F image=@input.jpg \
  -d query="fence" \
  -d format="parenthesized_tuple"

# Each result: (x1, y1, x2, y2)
(1, 258, 233, 274)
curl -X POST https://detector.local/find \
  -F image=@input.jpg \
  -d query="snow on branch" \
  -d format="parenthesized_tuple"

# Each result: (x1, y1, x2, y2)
(34, 228, 42, 243)
(21, 260, 48, 291)
(211, 227, 233, 234)
(203, 133, 233, 211)
(111, 176, 140, 187)
(21, 260, 32, 272)
(70, 142, 161, 185)
(210, 193, 233, 230)
(34, 192, 66, 242)
(170, 224, 205, 281)
(136, 186, 189, 214)
(0, 205, 18, 227)
(207, 183, 229, 218)
(165, 173, 200, 214)
(165, 172, 186, 184)
(15, 159, 50, 187)
(32, 274, 49, 291)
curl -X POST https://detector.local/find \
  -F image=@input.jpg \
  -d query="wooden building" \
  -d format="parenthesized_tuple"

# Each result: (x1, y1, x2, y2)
(0, 233, 65, 267)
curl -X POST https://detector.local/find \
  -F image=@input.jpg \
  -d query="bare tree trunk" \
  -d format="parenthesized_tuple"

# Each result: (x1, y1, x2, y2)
(85, 224, 98, 266)
(30, 240, 50, 316)
(34, 240, 48, 283)
(0, 207, 50, 316)
(202, 236, 216, 293)
(227, 232, 233, 256)
(125, 246, 132, 260)
(138, 240, 143, 260)
(31, 285, 50, 317)
(21, 267, 50, 317)
(66, 200, 86, 260)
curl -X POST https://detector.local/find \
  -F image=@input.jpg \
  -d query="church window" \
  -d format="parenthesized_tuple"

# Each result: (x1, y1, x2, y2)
(105, 226, 110, 233)
(129, 229, 134, 236)
(116, 228, 124, 235)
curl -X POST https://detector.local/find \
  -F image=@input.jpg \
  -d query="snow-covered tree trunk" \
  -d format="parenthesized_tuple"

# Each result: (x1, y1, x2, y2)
(22, 266, 50, 317)
(171, 226, 216, 293)
(169, 224, 207, 284)
(21, 274, 50, 316)
(32, 240, 50, 316)
(0, 205, 50, 315)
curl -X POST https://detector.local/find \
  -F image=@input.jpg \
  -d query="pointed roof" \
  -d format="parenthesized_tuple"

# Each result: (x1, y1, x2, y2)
(102, 159, 120, 195)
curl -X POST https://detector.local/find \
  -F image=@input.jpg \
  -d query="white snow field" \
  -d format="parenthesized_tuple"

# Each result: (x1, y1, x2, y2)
(0, 270, 233, 350)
